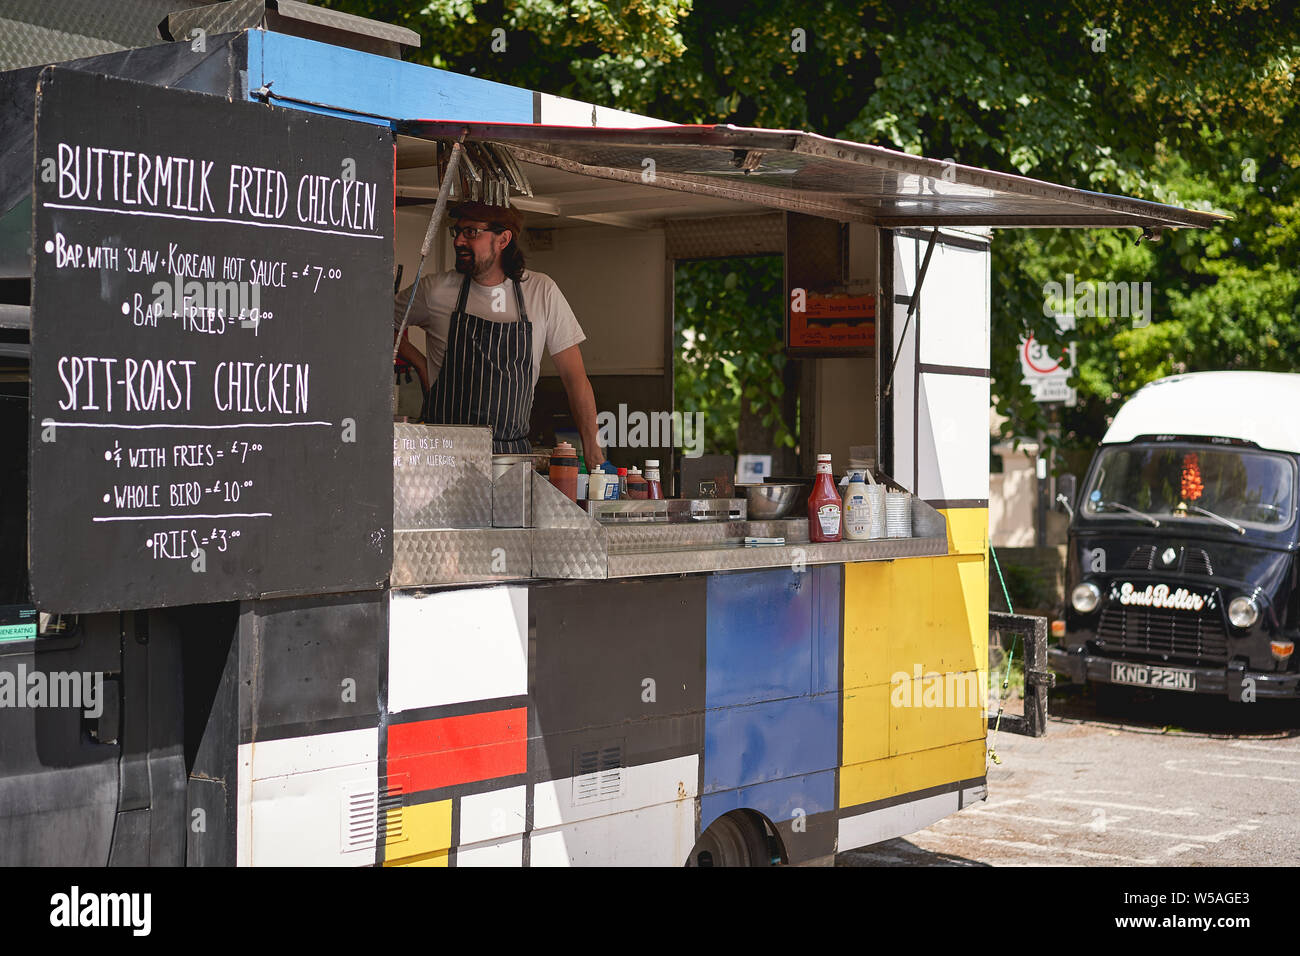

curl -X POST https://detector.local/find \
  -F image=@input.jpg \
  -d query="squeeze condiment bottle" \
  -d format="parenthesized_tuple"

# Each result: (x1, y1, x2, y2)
(598, 462, 620, 499)
(842, 472, 871, 540)
(644, 460, 664, 500)
(617, 467, 628, 498)
(626, 466, 648, 499)
(549, 442, 579, 502)
(808, 453, 842, 542)
(577, 459, 589, 501)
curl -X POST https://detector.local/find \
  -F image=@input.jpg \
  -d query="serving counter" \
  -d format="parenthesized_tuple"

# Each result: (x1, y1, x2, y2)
(390, 424, 948, 586)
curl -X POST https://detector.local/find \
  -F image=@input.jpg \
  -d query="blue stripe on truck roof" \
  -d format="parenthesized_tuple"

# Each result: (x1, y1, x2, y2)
(247, 31, 534, 127)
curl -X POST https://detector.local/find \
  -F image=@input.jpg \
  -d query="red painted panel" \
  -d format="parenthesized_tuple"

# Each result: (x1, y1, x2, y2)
(387, 708, 527, 792)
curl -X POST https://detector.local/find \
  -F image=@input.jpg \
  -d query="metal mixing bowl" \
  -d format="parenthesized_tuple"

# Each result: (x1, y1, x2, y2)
(737, 483, 804, 519)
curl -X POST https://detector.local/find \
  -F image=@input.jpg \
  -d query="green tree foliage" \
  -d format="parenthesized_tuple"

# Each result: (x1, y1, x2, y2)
(673, 258, 789, 457)
(325, 0, 1300, 457)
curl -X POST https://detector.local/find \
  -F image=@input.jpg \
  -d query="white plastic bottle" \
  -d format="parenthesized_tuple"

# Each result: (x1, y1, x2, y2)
(843, 472, 871, 540)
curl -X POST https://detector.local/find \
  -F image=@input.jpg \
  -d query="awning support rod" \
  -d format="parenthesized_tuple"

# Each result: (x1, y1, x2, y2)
(392, 135, 466, 365)
(882, 227, 939, 399)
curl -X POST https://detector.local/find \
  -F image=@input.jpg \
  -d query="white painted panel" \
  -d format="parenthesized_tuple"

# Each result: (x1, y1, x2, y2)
(837, 789, 961, 851)
(459, 785, 527, 843)
(537, 92, 674, 128)
(388, 586, 527, 713)
(894, 234, 919, 297)
(457, 836, 524, 867)
(528, 226, 665, 375)
(250, 726, 378, 780)
(530, 801, 696, 867)
(891, 301, 916, 492)
(916, 373, 990, 502)
(918, 242, 990, 370)
(236, 743, 253, 867)
(533, 754, 698, 829)
(244, 728, 379, 867)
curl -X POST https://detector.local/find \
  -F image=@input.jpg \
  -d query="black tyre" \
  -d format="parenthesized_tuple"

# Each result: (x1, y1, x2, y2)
(686, 811, 774, 867)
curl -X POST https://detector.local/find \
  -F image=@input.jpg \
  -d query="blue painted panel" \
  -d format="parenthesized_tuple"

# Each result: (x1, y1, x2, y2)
(703, 694, 838, 793)
(706, 567, 817, 708)
(700, 769, 835, 830)
(248, 32, 533, 125)
(703, 565, 842, 794)
(814, 564, 842, 696)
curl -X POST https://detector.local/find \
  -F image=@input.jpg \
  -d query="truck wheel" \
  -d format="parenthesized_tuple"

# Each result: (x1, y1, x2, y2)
(687, 810, 775, 867)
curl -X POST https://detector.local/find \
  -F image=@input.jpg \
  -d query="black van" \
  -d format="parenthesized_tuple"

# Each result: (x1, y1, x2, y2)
(1050, 372, 1300, 701)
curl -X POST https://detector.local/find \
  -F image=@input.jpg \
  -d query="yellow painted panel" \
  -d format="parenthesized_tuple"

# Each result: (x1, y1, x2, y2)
(889, 671, 987, 756)
(845, 554, 989, 688)
(941, 507, 988, 557)
(383, 799, 452, 867)
(842, 682, 891, 765)
(840, 740, 986, 808)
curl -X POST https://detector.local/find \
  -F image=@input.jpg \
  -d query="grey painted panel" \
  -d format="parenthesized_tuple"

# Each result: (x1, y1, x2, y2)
(240, 591, 384, 744)
(531, 576, 706, 740)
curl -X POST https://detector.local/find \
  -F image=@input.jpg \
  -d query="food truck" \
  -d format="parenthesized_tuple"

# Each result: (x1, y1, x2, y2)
(1052, 372, 1300, 701)
(0, 2, 1222, 865)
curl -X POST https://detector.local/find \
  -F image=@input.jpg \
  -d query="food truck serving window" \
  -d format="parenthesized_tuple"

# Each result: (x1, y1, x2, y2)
(1082, 443, 1297, 531)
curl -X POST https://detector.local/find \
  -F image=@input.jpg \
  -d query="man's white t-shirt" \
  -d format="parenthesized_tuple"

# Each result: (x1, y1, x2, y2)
(393, 270, 586, 389)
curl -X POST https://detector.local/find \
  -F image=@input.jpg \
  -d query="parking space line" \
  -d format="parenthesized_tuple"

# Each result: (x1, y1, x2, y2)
(914, 831, 1159, 865)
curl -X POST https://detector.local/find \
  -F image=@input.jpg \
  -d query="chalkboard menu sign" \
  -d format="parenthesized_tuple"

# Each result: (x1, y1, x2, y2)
(29, 69, 394, 612)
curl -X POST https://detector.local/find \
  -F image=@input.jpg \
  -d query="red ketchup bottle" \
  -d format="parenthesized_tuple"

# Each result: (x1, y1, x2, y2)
(808, 453, 842, 542)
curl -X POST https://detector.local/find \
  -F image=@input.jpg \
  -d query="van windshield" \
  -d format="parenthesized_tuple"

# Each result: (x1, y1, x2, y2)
(1082, 443, 1296, 530)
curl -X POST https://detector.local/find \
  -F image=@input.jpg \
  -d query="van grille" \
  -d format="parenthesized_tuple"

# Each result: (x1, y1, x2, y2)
(1124, 546, 1155, 570)
(1094, 605, 1228, 665)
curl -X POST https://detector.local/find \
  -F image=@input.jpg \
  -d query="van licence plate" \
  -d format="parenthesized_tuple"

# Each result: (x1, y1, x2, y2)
(1110, 662, 1196, 691)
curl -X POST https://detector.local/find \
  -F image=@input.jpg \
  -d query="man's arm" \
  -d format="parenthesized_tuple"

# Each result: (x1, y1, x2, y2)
(551, 344, 604, 469)
(395, 333, 429, 392)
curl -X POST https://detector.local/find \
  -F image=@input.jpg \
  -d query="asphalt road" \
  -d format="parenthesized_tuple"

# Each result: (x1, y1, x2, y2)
(838, 686, 1300, 866)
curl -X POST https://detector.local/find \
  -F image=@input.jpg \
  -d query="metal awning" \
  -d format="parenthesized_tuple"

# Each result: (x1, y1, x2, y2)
(395, 121, 1226, 230)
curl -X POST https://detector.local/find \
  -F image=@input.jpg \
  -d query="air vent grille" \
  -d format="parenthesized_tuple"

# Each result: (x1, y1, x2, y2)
(574, 742, 624, 806)
(1183, 548, 1214, 576)
(341, 777, 406, 853)
(1124, 546, 1156, 570)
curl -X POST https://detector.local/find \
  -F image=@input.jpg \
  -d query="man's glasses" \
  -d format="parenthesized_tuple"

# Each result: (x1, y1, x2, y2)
(449, 225, 504, 239)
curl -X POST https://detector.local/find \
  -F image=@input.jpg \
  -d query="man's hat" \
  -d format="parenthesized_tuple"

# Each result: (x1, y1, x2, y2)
(450, 201, 523, 239)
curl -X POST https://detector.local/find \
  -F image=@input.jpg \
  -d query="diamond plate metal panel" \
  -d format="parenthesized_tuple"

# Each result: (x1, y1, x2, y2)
(604, 535, 947, 578)
(531, 527, 607, 579)
(664, 213, 783, 259)
(911, 497, 948, 540)
(393, 424, 492, 530)
(601, 518, 809, 552)
(491, 462, 532, 528)
(392, 529, 532, 587)
(531, 471, 596, 529)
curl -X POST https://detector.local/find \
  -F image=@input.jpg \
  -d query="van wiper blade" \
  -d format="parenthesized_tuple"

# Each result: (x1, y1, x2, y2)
(1096, 500, 1161, 527)
(1187, 504, 1246, 535)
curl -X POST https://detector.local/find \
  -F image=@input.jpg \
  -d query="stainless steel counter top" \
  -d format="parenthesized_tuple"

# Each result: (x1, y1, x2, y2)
(391, 467, 951, 587)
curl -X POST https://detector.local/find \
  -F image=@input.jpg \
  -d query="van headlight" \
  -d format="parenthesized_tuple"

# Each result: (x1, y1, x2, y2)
(1228, 596, 1259, 629)
(1071, 582, 1102, 614)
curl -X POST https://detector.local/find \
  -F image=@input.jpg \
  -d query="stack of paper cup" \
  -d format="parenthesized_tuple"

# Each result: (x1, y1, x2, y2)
(885, 491, 912, 538)
(867, 484, 886, 539)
